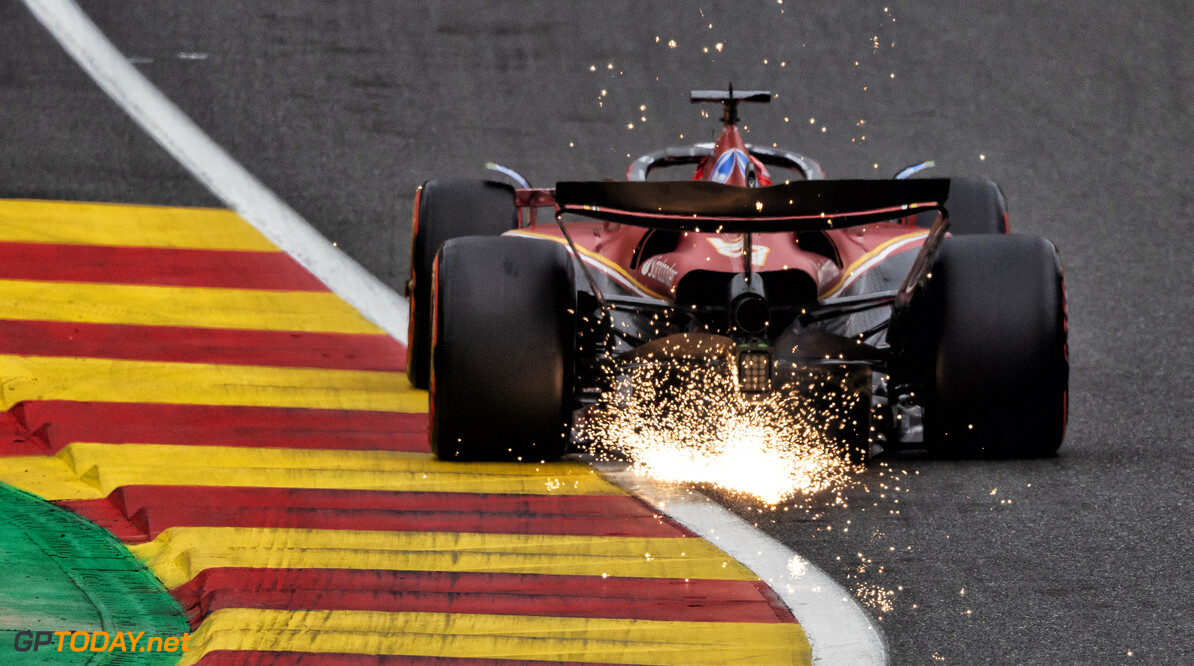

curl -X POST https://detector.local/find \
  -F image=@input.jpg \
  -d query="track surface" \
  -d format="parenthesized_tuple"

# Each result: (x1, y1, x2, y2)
(3, 1, 1192, 662)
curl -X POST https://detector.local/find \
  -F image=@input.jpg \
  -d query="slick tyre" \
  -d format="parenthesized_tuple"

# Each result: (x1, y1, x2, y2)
(919, 234, 1068, 457)
(407, 179, 518, 389)
(430, 236, 576, 461)
(917, 177, 1008, 234)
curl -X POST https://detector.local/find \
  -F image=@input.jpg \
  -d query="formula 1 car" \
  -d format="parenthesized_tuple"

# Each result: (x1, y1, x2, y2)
(406, 89, 1068, 463)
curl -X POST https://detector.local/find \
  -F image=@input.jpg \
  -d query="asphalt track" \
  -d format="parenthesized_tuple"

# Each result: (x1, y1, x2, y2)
(3, 0, 1193, 663)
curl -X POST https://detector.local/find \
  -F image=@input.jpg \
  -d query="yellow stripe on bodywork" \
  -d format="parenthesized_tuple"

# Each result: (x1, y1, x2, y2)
(0, 355, 415, 412)
(0, 279, 383, 333)
(131, 526, 756, 589)
(507, 229, 670, 300)
(0, 443, 618, 501)
(0, 200, 278, 250)
(818, 229, 928, 298)
(179, 608, 809, 666)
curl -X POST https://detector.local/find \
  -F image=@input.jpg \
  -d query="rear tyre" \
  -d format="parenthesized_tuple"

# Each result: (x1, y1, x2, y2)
(430, 236, 576, 461)
(407, 179, 517, 389)
(917, 177, 1008, 234)
(916, 234, 1068, 457)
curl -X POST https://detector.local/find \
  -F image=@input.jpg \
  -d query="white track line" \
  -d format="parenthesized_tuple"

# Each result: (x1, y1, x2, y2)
(22, 0, 408, 341)
(28, 2, 887, 662)
(598, 463, 888, 666)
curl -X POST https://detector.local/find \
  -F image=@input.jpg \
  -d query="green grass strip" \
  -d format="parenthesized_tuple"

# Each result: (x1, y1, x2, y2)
(0, 482, 188, 664)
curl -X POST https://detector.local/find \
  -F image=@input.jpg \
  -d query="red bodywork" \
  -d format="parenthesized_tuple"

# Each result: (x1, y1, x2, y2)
(502, 119, 931, 304)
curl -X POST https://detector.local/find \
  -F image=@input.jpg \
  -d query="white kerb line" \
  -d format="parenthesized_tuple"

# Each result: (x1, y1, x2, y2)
(22, 0, 409, 342)
(597, 463, 889, 666)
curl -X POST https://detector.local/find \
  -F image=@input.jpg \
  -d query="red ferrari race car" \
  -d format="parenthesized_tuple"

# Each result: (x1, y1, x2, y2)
(406, 89, 1068, 464)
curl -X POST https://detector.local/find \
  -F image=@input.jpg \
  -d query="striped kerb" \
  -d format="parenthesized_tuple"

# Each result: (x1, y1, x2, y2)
(0, 200, 812, 665)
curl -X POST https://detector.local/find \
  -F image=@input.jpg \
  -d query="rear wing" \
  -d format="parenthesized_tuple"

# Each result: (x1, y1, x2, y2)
(554, 179, 950, 233)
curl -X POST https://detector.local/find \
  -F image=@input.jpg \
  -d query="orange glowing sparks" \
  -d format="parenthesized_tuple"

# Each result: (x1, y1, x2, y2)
(579, 357, 863, 504)
(854, 582, 896, 614)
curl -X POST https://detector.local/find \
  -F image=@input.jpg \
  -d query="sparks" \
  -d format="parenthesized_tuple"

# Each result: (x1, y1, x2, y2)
(579, 361, 862, 504)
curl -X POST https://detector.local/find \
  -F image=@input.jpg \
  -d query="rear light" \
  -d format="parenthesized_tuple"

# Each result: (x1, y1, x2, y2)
(735, 347, 772, 393)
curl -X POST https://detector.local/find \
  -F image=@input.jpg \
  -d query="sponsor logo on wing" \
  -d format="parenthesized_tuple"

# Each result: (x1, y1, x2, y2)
(640, 256, 679, 285)
(707, 235, 770, 266)
(710, 148, 750, 184)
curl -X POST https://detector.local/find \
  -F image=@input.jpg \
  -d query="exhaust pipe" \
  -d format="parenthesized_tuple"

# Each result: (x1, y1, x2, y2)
(727, 274, 770, 335)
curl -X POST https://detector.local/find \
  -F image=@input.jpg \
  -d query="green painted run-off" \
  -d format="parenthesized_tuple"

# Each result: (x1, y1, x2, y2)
(0, 482, 188, 664)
